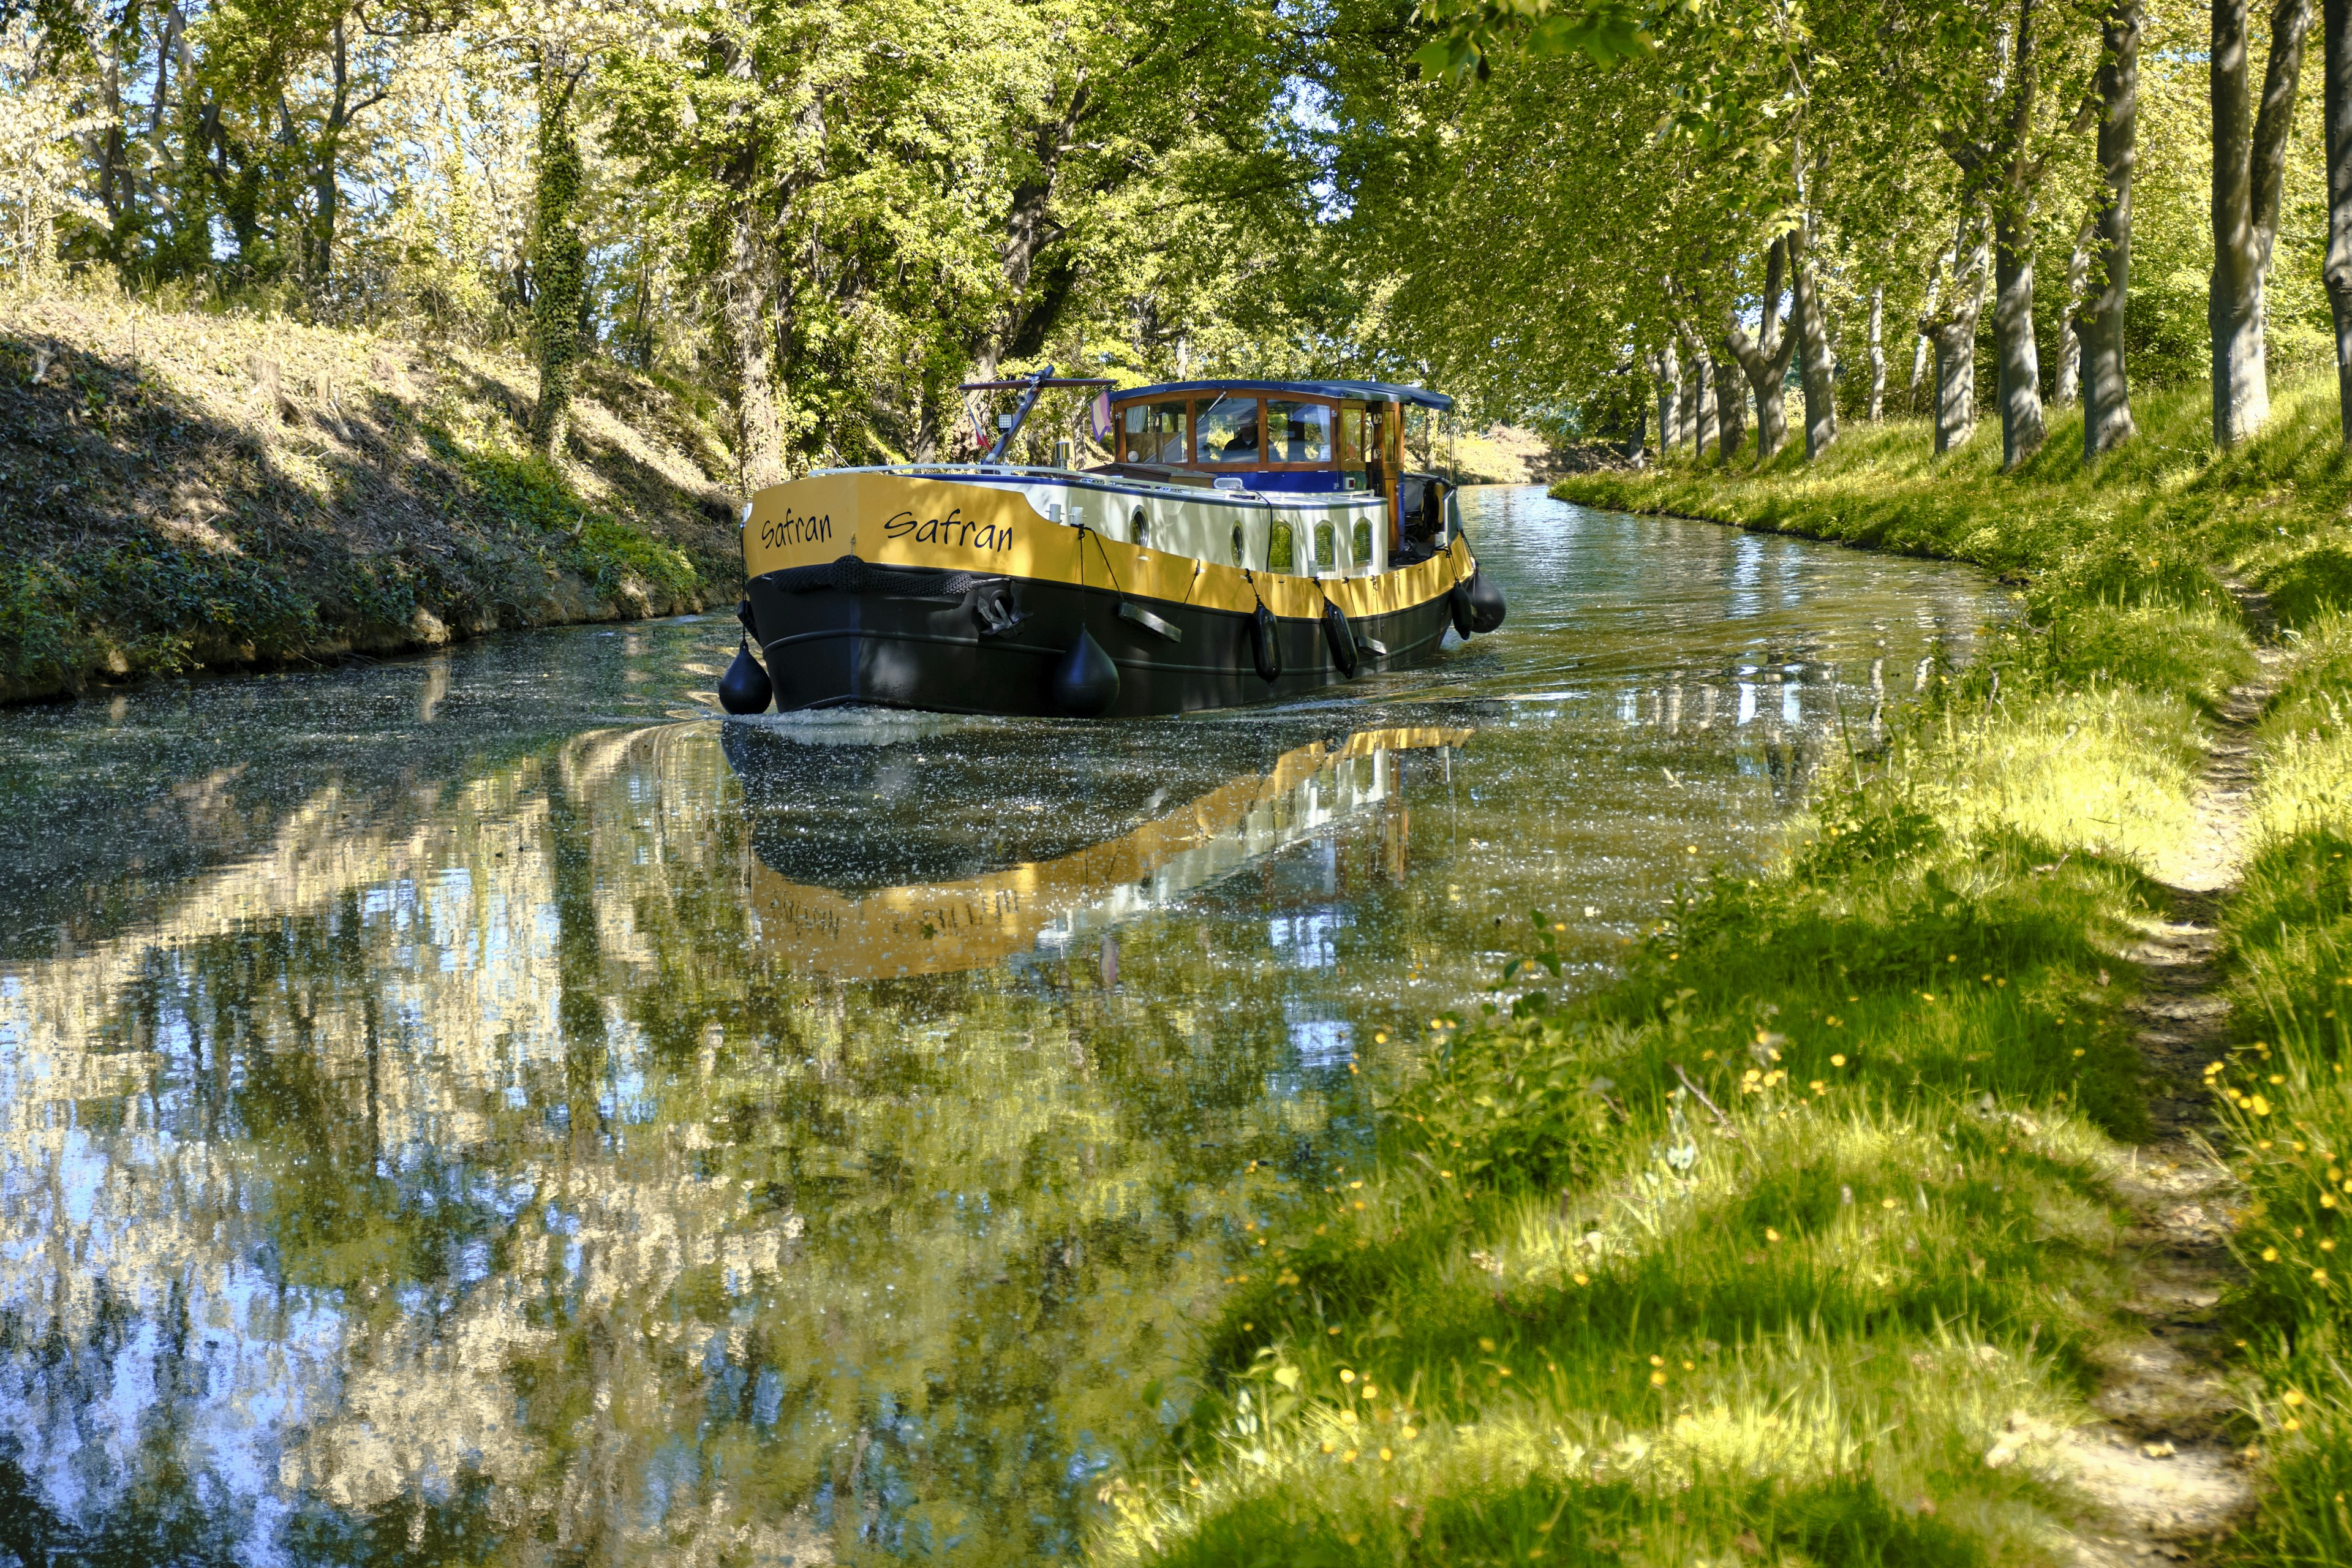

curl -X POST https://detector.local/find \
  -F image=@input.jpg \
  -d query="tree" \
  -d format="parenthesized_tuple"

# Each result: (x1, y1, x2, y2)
(2324, 0, 2352, 440)
(2211, 0, 2312, 446)
(2079, 0, 2143, 456)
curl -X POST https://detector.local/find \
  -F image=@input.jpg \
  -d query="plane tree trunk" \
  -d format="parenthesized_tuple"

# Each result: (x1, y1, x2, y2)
(1721, 236, 1796, 462)
(2082, 0, 2144, 456)
(1924, 211, 1992, 453)
(2324, 0, 2352, 439)
(1867, 285, 1886, 421)
(1654, 342, 1681, 458)
(2054, 211, 2094, 405)
(2211, 0, 2313, 446)
(1790, 217, 1839, 459)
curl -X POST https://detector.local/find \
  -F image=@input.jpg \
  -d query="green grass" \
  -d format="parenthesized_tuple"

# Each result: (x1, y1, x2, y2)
(1084, 386, 2332, 1566)
(1560, 375, 2352, 633)
(1097, 628, 2234, 1566)
(2210, 611, 2352, 1564)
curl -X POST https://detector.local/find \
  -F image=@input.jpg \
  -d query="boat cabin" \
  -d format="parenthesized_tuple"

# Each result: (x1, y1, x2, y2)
(1097, 379, 1458, 564)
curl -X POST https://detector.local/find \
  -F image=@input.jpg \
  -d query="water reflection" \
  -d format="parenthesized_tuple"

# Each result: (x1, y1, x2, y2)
(0, 491, 2011, 1563)
(732, 726, 1468, 979)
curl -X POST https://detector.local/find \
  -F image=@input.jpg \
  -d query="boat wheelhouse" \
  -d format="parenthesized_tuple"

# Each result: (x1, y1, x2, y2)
(721, 367, 1506, 718)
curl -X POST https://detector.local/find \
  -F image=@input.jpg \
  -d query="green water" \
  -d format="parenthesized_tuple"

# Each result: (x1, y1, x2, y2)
(0, 491, 2008, 1565)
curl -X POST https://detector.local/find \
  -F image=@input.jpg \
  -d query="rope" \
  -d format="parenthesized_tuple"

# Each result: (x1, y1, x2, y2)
(1073, 523, 1128, 606)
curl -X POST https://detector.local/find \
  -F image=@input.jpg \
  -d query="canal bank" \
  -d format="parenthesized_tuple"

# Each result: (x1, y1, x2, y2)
(1091, 394, 2352, 1564)
(0, 289, 737, 704)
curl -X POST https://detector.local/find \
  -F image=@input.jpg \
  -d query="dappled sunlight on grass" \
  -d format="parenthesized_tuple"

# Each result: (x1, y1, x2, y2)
(1564, 374, 2352, 631)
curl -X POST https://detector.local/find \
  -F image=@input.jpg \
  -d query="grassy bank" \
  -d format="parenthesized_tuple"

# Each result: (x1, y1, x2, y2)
(2214, 612, 2352, 1562)
(0, 285, 742, 703)
(1077, 390, 2352, 1564)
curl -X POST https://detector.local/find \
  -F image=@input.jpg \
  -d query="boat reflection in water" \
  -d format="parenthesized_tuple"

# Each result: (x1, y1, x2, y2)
(724, 720, 1472, 979)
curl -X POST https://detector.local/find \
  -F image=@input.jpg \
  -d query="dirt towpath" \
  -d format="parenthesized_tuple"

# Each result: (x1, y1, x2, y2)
(2057, 598, 2285, 1564)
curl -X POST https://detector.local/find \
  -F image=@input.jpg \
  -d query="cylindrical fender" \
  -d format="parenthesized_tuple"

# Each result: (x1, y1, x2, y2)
(1322, 600, 1360, 678)
(1250, 603, 1283, 684)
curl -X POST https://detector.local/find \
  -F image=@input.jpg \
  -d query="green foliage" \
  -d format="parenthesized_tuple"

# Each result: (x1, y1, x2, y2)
(0, 534, 320, 696)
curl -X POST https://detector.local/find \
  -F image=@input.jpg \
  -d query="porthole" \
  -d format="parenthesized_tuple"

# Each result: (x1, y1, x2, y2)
(1268, 522, 1296, 574)
(1133, 506, 1150, 551)
(1231, 523, 1247, 567)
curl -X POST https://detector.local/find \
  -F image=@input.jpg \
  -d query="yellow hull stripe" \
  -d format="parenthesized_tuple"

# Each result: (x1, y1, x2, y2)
(742, 472, 1471, 621)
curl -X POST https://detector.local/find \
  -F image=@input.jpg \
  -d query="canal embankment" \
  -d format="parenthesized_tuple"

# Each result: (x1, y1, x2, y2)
(0, 286, 740, 704)
(1096, 390, 2352, 1564)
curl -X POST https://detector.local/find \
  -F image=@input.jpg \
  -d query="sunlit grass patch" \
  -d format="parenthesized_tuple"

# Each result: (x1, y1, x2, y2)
(2204, 610, 2352, 1562)
(1557, 373, 2352, 635)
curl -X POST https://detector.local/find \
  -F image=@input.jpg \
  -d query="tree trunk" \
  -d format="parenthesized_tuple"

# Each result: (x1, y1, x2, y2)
(2325, 0, 2352, 440)
(1654, 343, 1680, 458)
(1790, 221, 1838, 459)
(1909, 254, 1942, 410)
(1991, 206, 2045, 467)
(1926, 212, 1991, 453)
(1713, 349, 1746, 459)
(1722, 236, 1796, 461)
(1867, 285, 1886, 421)
(718, 200, 787, 491)
(529, 54, 589, 456)
(1693, 353, 1718, 459)
(2054, 211, 2094, 404)
(2211, 0, 2313, 445)
(2083, 0, 2144, 456)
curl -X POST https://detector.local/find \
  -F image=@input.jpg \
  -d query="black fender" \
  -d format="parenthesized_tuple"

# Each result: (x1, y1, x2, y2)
(1322, 600, 1360, 678)
(1249, 603, 1283, 683)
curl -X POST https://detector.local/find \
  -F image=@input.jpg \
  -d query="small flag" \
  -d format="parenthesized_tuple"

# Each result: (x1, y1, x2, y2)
(1091, 390, 1114, 443)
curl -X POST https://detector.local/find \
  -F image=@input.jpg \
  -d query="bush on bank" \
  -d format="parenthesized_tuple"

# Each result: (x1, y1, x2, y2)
(1087, 393, 2334, 1564)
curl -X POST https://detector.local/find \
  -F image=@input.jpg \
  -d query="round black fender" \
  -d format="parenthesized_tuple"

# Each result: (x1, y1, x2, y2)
(718, 636, 774, 714)
(1448, 579, 1476, 638)
(1465, 568, 1507, 633)
(1250, 603, 1283, 684)
(1322, 600, 1360, 678)
(1054, 628, 1121, 716)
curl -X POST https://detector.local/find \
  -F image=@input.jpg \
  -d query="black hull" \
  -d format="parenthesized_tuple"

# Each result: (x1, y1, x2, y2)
(744, 563, 1453, 717)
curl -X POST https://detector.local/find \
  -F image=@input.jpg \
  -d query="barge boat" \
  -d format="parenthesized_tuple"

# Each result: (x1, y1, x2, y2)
(718, 368, 1506, 718)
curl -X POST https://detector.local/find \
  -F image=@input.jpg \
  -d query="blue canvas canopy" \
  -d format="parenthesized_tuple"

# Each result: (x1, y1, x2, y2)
(1110, 378, 1455, 412)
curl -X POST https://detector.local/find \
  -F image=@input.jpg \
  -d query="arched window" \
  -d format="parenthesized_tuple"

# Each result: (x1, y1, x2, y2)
(1352, 519, 1373, 570)
(1314, 522, 1335, 571)
(1267, 521, 1296, 574)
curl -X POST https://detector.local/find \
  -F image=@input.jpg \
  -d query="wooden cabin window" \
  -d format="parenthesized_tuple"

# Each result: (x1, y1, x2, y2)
(1267, 521, 1295, 573)
(1335, 407, 1366, 467)
(1314, 521, 1335, 571)
(1120, 400, 1189, 464)
(1266, 400, 1333, 464)
(1197, 396, 1261, 464)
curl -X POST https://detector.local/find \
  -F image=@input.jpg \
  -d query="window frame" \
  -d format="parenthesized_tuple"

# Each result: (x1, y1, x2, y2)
(1107, 391, 1364, 473)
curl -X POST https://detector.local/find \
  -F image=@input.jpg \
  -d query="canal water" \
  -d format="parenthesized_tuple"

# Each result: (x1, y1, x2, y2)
(0, 489, 2007, 1565)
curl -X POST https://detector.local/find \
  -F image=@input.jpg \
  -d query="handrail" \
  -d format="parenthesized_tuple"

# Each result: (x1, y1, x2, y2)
(801, 462, 1374, 510)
